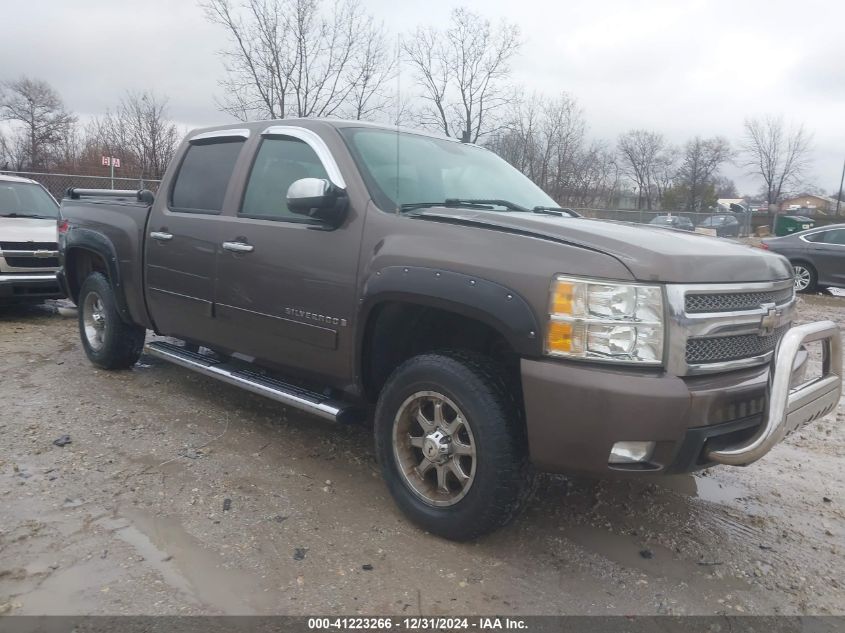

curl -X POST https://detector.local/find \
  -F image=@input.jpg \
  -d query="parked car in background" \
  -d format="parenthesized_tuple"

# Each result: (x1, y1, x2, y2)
(762, 224, 845, 292)
(0, 174, 63, 305)
(648, 215, 694, 231)
(697, 214, 741, 237)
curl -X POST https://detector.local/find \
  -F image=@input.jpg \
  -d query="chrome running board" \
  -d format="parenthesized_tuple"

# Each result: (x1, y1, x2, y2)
(145, 341, 357, 423)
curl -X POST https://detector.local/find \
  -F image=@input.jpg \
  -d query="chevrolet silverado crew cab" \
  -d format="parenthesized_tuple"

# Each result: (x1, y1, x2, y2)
(57, 120, 842, 540)
(1, 174, 64, 305)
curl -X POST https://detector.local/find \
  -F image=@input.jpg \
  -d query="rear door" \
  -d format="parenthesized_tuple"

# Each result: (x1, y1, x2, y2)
(213, 126, 364, 384)
(144, 130, 248, 343)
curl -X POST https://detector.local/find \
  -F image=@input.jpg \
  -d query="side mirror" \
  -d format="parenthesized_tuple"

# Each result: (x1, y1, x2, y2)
(287, 178, 348, 227)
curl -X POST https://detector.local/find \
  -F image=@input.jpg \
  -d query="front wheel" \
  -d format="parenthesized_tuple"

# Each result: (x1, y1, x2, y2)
(374, 351, 533, 541)
(792, 262, 817, 293)
(78, 272, 146, 369)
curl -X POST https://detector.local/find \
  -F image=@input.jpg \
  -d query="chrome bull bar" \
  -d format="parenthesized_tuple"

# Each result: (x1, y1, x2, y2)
(708, 320, 842, 466)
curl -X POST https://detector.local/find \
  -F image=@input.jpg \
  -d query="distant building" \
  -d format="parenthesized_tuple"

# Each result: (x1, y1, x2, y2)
(779, 194, 839, 213)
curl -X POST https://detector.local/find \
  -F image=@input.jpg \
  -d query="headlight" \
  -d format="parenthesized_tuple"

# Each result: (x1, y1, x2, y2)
(546, 276, 664, 365)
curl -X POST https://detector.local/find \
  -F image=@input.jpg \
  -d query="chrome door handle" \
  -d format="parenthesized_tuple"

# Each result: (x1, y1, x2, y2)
(150, 231, 173, 241)
(222, 241, 254, 253)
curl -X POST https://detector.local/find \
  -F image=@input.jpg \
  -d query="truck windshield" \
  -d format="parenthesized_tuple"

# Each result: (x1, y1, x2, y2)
(340, 127, 559, 213)
(0, 182, 59, 219)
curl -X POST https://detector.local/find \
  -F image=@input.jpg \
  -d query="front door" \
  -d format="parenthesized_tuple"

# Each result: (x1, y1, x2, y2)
(213, 130, 364, 385)
(145, 133, 247, 343)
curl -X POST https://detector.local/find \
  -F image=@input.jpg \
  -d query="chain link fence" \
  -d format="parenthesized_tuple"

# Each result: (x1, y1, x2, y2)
(0, 170, 161, 202)
(576, 208, 755, 236)
(2, 170, 839, 238)
(577, 208, 844, 237)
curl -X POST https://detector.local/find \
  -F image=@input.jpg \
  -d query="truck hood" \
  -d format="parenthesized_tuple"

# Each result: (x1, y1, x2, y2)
(0, 217, 59, 244)
(414, 209, 792, 283)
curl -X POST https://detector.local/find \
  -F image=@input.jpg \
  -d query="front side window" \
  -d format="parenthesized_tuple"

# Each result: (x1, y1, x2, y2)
(340, 127, 559, 212)
(0, 182, 59, 218)
(171, 139, 245, 213)
(241, 136, 330, 221)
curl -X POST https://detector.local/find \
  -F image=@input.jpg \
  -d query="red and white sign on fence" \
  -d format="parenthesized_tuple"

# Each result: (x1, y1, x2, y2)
(101, 156, 121, 168)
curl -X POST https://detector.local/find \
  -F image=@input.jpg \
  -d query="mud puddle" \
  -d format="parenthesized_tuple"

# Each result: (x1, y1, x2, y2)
(97, 508, 276, 614)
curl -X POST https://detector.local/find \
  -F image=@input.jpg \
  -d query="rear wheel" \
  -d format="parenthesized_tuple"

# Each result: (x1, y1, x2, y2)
(374, 351, 533, 541)
(792, 262, 817, 293)
(78, 272, 146, 369)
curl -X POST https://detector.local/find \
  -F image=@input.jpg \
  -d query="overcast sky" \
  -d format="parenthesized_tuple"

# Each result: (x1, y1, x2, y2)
(4, 0, 844, 195)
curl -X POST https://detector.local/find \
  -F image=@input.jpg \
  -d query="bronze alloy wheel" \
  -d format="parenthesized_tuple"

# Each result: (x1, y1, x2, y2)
(392, 390, 477, 507)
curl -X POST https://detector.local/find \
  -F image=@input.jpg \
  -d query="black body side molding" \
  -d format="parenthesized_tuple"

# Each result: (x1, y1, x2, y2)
(360, 266, 542, 357)
(61, 228, 133, 324)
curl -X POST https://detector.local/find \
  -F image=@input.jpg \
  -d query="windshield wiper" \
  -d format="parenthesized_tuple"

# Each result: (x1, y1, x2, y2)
(400, 202, 452, 212)
(444, 198, 528, 211)
(399, 199, 530, 213)
(531, 206, 579, 217)
(399, 199, 528, 213)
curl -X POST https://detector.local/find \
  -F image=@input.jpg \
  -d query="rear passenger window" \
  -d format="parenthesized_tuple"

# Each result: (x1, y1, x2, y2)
(241, 137, 329, 221)
(822, 229, 845, 245)
(170, 139, 244, 213)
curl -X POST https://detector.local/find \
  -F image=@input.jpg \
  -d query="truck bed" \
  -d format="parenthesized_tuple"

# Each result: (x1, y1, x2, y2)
(59, 189, 154, 328)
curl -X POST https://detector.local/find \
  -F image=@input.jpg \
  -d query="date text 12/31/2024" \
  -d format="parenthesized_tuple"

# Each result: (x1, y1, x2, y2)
(307, 617, 528, 630)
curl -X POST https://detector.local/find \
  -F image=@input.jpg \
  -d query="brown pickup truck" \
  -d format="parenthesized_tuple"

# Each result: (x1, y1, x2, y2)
(57, 119, 842, 540)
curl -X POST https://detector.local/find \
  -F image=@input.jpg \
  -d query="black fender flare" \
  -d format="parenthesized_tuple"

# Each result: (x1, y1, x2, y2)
(62, 228, 133, 324)
(357, 266, 543, 366)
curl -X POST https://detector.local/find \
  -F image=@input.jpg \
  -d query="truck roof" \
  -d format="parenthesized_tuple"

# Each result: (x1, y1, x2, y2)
(185, 118, 461, 144)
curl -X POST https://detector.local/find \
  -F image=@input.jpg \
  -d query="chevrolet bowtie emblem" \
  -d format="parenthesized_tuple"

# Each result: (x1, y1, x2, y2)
(759, 302, 781, 336)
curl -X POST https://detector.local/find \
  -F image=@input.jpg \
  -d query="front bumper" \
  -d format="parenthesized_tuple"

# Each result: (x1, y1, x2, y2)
(0, 272, 64, 303)
(521, 320, 841, 476)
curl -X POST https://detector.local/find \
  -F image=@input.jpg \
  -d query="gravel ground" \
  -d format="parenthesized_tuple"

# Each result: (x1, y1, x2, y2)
(0, 294, 843, 616)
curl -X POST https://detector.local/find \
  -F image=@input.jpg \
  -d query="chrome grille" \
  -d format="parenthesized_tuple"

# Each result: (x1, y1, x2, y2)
(3, 256, 59, 268)
(685, 287, 794, 313)
(0, 241, 56, 250)
(686, 325, 790, 364)
(1, 241, 59, 269)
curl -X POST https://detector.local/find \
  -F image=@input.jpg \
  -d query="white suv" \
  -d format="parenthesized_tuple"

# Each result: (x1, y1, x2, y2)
(0, 174, 64, 305)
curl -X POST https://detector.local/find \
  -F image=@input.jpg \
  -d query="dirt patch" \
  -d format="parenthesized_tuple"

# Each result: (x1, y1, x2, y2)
(0, 297, 843, 615)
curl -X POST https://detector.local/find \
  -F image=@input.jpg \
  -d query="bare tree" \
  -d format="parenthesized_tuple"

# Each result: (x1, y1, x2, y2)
(86, 91, 179, 180)
(741, 116, 813, 210)
(652, 146, 679, 208)
(0, 77, 76, 170)
(487, 93, 617, 208)
(0, 131, 18, 170)
(202, 0, 394, 121)
(676, 136, 732, 211)
(404, 8, 520, 143)
(713, 176, 738, 199)
(118, 92, 179, 179)
(617, 129, 666, 210)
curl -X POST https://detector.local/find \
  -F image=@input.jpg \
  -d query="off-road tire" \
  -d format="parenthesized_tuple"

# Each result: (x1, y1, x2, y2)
(374, 351, 534, 541)
(78, 272, 146, 369)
